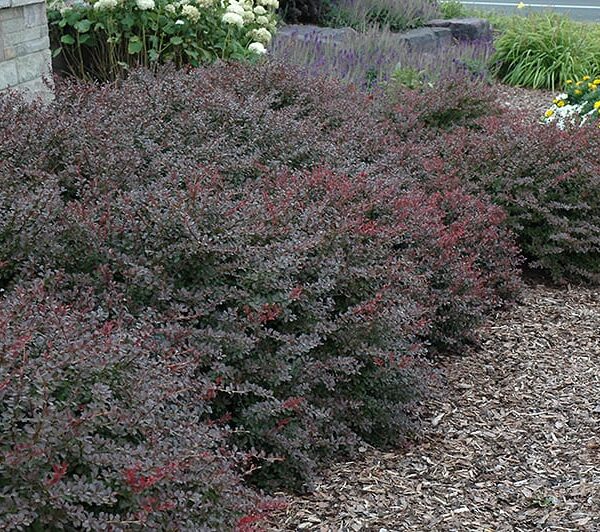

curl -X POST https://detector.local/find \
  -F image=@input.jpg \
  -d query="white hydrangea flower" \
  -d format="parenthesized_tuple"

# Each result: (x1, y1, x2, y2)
(165, 3, 176, 12)
(136, 0, 155, 9)
(248, 41, 266, 55)
(94, 0, 118, 10)
(249, 27, 271, 44)
(242, 10, 255, 22)
(226, 1, 245, 15)
(222, 11, 244, 26)
(195, 0, 213, 5)
(253, 5, 266, 14)
(255, 15, 269, 25)
(181, 3, 201, 21)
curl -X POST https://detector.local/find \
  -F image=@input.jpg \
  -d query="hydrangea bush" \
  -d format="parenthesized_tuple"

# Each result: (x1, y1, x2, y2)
(47, 0, 278, 80)
(543, 75, 600, 128)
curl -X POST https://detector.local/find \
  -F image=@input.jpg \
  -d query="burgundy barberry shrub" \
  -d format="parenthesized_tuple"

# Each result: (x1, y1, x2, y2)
(424, 116, 600, 283)
(0, 277, 269, 530)
(383, 74, 502, 136)
(0, 63, 522, 507)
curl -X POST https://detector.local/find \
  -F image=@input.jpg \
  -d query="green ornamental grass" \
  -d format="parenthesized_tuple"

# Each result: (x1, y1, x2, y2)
(491, 12, 600, 90)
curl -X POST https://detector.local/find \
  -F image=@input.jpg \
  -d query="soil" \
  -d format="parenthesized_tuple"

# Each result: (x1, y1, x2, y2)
(265, 88, 599, 531)
(266, 285, 600, 531)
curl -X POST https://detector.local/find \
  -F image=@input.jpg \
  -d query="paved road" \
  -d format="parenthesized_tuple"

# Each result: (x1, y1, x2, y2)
(460, 0, 600, 22)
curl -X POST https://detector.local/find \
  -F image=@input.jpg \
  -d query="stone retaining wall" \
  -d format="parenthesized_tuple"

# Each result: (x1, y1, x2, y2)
(0, 0, 53, 100)
(276, 18, 492, 54)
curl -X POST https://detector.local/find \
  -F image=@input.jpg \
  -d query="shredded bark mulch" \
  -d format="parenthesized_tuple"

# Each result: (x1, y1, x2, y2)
(267, 285, 600, 531)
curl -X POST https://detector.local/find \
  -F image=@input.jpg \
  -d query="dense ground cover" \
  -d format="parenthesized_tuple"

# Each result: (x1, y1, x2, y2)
(2, 56, 600, 528)
(0, 62, 524, 529)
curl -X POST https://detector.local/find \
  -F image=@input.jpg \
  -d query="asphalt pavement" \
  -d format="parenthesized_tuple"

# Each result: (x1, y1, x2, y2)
(460, 0, 600, 22)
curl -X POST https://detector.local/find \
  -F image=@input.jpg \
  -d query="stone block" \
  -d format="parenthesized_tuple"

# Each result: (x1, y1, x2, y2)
(425, 18, 492, 42)
(6, 25, 45, 45)
(23, 2, 47, 27)
(3, 45, 18, 60)
(1, 13, 26, 33)
(0, 0, 12, 8)
(15, 76, 54, 102)
(0, 58, 18, 90)
(397, 27, 442, 54)
(16, 48, 51, 83)
(11, 0, 45, 7)
(430, 27, 453, 48)
(14, 34, 49, 55)
(276, 24, 358, 45)
(0, 7, 22, 21)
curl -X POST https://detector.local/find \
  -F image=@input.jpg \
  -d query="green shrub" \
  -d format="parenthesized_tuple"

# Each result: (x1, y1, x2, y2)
(491, 12, 600, 90)
(438, 0, 465, 19)
(47, 0, 278, 81)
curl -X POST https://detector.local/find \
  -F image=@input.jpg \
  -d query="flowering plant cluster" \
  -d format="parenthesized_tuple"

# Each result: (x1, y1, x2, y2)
(543, 75, 600, 129)
(47, 0, 277, 80)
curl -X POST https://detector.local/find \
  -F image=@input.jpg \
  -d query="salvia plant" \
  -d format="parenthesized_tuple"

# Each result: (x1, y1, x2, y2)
(46, 0, 278, 80)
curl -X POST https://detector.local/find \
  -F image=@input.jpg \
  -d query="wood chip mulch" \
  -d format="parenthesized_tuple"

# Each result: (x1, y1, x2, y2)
(266, 285, 600, 531)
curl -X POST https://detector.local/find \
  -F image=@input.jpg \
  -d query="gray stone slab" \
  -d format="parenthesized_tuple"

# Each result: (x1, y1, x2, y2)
(425, 18, 492, 41)
(0, 0, 12, 8)
(397, 27, 445, 54)
(6, 26, 45, 45)
(0, 6, 22, 21)
(430, 27, 453, 48)
(0, 58, 18, 90)
(23, 2, 47, 27)
(16, 48, 51, 83)
(11, 0, 45, 7)
(14, 75, 54, 101)
(276, 24, 358, 44)
(1, 12, 25, 33)
(14, 34, 49, 56)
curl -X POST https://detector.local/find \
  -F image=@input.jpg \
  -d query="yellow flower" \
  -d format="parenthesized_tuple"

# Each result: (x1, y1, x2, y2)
(557, 100, 565, 107)
(583, 75, 591, 81)
(544, 109, 554, 118)
(575, 89, 583, 95)
(589, 83, 596, 90)
(516, 1, 526, 8)
(594, 79, 600, 85)
(565, 79, 573, 84)
(594, 101, 600, 109)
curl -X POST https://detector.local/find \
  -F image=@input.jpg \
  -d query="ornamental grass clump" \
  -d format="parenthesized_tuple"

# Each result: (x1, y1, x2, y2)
(47, 0, 278, 80)
(543, 75, 600, 128)
(491, 12, 600, 90)
(326, 0, 439, 32)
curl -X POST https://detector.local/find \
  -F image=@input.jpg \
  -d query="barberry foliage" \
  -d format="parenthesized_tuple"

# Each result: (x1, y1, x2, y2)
(0, 62, 525, 528)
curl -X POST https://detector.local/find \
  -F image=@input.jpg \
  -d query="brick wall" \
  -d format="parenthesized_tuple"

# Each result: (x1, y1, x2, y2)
(0, 0, 53, 100)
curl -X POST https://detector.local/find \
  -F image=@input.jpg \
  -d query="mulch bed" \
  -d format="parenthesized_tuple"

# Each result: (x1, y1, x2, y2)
(266, 284, 600, 531)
